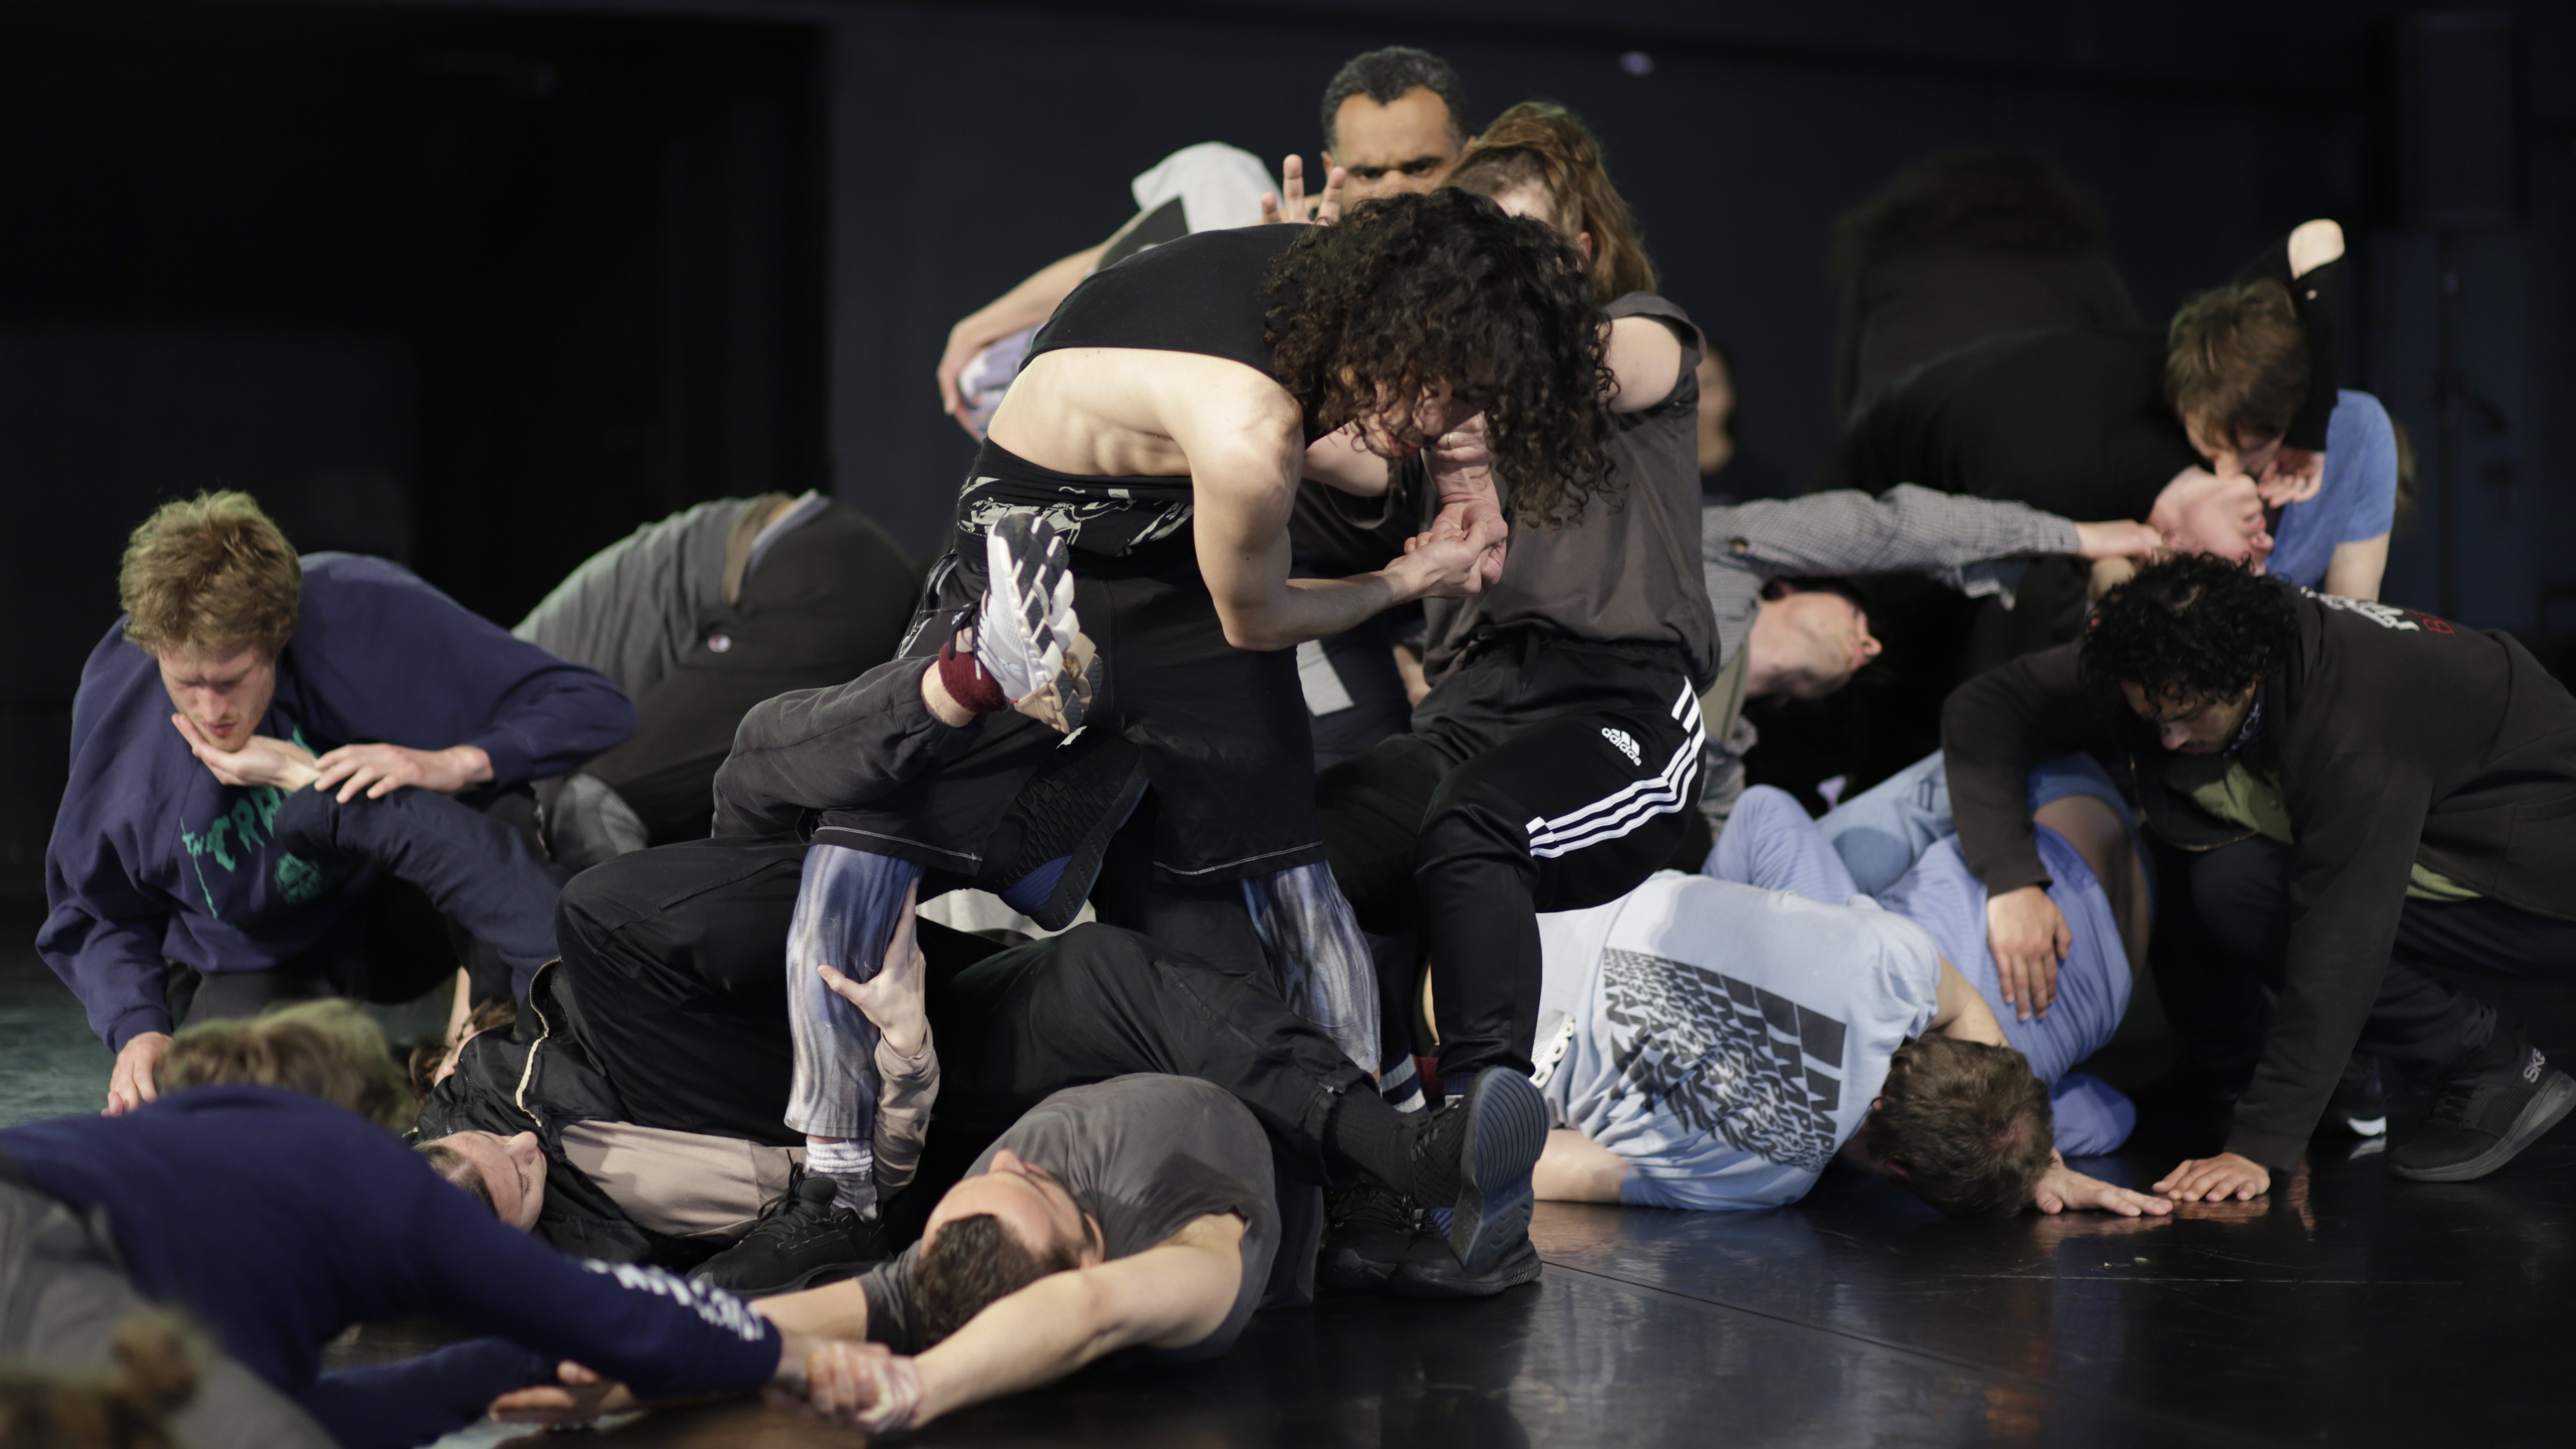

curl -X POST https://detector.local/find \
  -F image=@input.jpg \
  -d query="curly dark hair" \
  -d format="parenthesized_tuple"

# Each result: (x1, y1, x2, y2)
(1266, 189, 1614, 529)
(1873, 1034, 2054, 1218)
(2081, 554, 2299, 706)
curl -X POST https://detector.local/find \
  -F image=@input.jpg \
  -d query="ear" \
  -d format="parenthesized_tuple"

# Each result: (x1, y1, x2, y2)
(1576, 230, 1596, 265)
(1320, 148, 1338, 171)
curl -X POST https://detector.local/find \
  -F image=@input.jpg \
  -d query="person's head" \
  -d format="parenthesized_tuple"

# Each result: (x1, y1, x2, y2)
(1750, 579, 1882, 700)
(0, 1312, 203, 1449)
(1318, 46, 1470, 204)
(1696, 342, 1736, 477)
(1443, 101, 1655, 309)
(1867, 1034, 2055, 1217)
(1832, 149, 2106, 279)
(410, 996, 517, 1101)
(2166, 278, 2309, 480)
(1265, 189, 1613, 528)
(118, 491, 299, 754)
(155, 999, 414, 1131)
(2147, 466, 2273, 569)
(420, 1131, 548, 1233)
(911, 1149, 1104, 1345)
(2081, 554, 2298, 754)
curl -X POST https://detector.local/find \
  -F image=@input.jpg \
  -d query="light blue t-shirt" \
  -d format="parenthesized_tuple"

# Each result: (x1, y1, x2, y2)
(2267, 390, 2398, 589)
(1535, 871, 1943, 1211)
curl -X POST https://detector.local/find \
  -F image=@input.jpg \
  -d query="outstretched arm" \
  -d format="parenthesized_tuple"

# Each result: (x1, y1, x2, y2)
(805, 1215, 1247, 1432)
(1709, 486, 2154, 587)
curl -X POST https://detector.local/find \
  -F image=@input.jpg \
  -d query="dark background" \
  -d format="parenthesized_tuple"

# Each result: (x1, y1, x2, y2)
(3, 0, 2571, 897)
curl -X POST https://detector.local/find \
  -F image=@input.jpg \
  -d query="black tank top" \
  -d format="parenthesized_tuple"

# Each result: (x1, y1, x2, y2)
(955, 226, 1313, 557)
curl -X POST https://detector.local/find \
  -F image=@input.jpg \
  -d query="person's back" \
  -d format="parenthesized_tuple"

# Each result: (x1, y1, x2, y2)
(1841, 327, 2192, 523)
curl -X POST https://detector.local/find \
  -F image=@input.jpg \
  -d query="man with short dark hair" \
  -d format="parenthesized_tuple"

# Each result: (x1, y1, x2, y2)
(44, 491, 632, 1116)
(1313, 45, 1470, 203)
(1945, 555, 2576, 1201)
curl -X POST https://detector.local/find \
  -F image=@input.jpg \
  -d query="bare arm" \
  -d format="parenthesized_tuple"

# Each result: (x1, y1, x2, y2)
(936, 242, 1111, 419)
(1929, 956, 2009, 1046)
(808, 1215, 1247, 1431)
(1534, 1128, 1630, 1203)
(1604, 315, 1686, 415)
(1180, 395, 1500, 651)
(2319, 534, 2388, 601)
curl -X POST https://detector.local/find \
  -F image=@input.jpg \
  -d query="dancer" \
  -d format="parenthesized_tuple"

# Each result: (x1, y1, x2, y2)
(42, 492, 629, 1115)
(1946, 556, 2576, 1199)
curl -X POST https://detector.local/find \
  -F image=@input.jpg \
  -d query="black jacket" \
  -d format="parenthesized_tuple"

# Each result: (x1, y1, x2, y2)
(1944, 588, 2576, 1169)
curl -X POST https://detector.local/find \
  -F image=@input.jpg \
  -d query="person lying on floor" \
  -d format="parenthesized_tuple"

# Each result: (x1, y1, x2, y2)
(422, 792, 1546, 1295)
(1521, 783, 2168, 1218)
(0, 1003, 836, 1449)
(1945, 554, 2576, 1200)
(42, 490, 631, 1116)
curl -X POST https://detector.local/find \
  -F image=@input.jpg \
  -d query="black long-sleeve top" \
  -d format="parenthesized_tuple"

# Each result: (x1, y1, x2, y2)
(1942, 590, 2576, 1170)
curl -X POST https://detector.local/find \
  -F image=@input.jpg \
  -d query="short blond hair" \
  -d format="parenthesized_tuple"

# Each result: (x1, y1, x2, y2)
(2164, 279, 2310, 450)
(117, 492, 300, 656)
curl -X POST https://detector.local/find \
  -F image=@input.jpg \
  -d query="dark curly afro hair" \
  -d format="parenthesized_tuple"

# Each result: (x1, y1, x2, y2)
(1265, 189, 1614, 529)
(2081, 553, 2299, 706)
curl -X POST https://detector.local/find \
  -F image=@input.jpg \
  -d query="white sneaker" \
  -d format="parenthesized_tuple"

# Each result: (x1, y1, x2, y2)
(975, 515, 1096, 732)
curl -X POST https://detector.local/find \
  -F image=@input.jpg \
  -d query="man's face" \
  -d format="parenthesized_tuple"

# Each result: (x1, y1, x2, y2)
(1768, 591, 1882, 699)
(155, 642, 278, 754)
(2149, 467, 2273, 571)
(438, 1130, 548, 1232)
(2182, 413, 2285, 487)
(924, 1149, 1100, 1269)
(2121, 681, 2256, 754)
(1325, 87, 1461, 205)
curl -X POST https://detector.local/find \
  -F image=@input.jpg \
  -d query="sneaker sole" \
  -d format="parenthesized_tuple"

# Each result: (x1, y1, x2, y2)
(1447, 1069, 1547, 1275)
(2392, 1068, 2576, 1183)
(1389, 1240, 1543, 1299)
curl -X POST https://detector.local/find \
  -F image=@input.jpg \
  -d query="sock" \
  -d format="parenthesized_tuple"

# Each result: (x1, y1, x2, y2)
(806, 1139, 877, 1218)
(936, 639, 1009, 714)
(1328, 1092, 1431, 1201)
(1379, 1057, 1426, 1115)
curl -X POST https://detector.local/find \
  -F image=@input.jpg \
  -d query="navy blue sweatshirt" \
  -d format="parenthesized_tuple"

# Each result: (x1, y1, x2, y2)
(0, 1088, 779, 1448)
(40, 553, 635, 1049)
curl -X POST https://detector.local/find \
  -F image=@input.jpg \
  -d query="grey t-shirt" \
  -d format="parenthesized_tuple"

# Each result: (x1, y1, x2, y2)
(858, 1076, 1279, 1361)
(1419, 292, 1719, 689)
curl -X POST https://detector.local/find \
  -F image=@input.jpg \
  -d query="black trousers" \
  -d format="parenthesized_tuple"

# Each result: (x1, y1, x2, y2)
(553, 836, 1367, 1160)
(584, 506, 920, 845)
(177, 786, 557, 1024)
(2185, 836, 2576, 1086)
(1318, 633, 1703, 1080)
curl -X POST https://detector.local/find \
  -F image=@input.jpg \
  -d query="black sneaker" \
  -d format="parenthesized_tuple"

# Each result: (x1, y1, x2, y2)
(976, 732, 1150, 931)
(2326, 1054, 2388, 1138)
(2389, 1031, 2576, 1183)
(1318, 1180, 1419, 1293)
(1387, 1233, 1542, 1299)
(689, 1171, 886, 1296)
(1408, 1069, 1547, 1275)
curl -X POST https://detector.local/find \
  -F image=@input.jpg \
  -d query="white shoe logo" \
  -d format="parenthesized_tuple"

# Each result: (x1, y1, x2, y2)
(1601, 728, 1641, 766)
(2526, 1049, 2546, 1084)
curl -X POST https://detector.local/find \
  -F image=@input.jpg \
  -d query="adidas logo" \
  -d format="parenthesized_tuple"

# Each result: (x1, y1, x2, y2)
(1601, 727, 1641, 766)
(2526, 1049, 2546, 1085)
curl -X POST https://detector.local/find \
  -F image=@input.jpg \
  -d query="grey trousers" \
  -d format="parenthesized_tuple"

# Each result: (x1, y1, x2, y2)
(0, 1180, 334, 1449)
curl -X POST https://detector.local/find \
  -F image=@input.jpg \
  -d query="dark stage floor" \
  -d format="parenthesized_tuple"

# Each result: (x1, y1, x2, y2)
(7, 902, 2572, 1447)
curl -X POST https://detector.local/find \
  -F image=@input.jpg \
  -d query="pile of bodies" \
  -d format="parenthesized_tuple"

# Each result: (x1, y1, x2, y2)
(9, 43, 2574, 1449)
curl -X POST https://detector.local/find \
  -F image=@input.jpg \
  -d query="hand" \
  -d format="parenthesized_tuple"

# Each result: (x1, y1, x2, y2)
(2072, 520, 2163, 562)
(2034, 1154, 2174, 1217)
(488, 1360, 636, 1425)
(815, 882, 930, 1058)
(309, 742, 493, 803)
(799, 1339, 926, 1434)
(2257, 447, 2324, 508)
(105, 1031, 172, 1116)
(937, 318, 1005, 430)
(1258, 154, 1345, 226)
(2154, 1151, 2272, 1203)
(1425, 414, 1508, 588)
(172, 716, 320, 792)
(1985, 885, 2067, 1021)
(1391, 507, 1509, 601)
